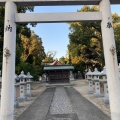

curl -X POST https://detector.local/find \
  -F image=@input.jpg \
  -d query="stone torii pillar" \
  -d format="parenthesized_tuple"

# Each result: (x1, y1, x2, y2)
(0, 1, 17, 120)
(99, 0, 120, 119)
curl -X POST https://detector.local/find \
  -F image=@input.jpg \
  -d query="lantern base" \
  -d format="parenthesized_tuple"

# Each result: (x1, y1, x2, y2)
(26, 93, 32, 97)
(94, 93, 103, 97)
(14, 100, 19, 108)
(18, 96, 27, 102)
(103, 97, 109, 104)
(88, 90, 94, 94)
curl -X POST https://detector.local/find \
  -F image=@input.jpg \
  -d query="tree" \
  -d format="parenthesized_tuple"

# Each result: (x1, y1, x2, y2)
(16, 32, 46, 78)
(68, 6, 102, 71)
(0, 6, 34, 70)
(68, 5, 120, 74)
(59, 56, 66, 64)
(42, 50, 57, 65)
(20, 32, 45, 65)
(0, 6, 46, 78)
(112, 13, 120, 63)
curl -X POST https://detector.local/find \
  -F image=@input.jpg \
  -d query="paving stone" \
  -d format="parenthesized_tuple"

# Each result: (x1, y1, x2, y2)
(46, 113, 79, 120)
(46, 86, 79, 120)
(50, 86, 74, 114)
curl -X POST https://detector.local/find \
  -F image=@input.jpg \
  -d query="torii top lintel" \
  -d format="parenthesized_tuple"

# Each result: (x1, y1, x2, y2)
(0, 0, 119, 6)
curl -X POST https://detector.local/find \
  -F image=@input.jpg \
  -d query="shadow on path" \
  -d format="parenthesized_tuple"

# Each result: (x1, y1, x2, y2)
(17, 88, 55, 120)
(66, 87, 110, 120)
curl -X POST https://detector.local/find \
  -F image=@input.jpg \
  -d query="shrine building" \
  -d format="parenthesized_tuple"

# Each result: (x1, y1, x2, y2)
(43, 59, 74, 83)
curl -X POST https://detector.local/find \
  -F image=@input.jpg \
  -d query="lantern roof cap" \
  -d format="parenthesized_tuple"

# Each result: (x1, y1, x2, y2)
(86, 69, 93, 75)
(101, 66, 107, 75)
(92, 68, 101, 75)
(27, 72, 33, 78)
(15, 74, 19, 80)
(18, 71, 27, 78)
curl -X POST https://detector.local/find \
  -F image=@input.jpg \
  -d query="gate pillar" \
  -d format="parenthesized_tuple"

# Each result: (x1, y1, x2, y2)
(0, 1, 17, 120)
(99, 0, 120, 119)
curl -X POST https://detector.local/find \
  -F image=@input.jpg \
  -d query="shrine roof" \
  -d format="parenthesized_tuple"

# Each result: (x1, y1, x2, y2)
(0, 0, 119, 6)
(44, 65, 74, 71)
(48, 59, 62, 65)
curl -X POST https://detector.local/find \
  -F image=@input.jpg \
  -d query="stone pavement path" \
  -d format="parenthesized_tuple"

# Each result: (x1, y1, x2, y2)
(46, 87, 78, 120)
(17, 86, 110, 120)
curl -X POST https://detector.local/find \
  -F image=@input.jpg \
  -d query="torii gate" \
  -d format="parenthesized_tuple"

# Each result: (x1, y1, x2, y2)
(0, 0, 120, 120)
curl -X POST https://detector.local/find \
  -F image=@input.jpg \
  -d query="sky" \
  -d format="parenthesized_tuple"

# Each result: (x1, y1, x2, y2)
(28, 5, 120, 59)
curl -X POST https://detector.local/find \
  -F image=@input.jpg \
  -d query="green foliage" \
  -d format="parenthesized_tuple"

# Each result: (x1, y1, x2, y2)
(0, 6, 46, 79)
(16, 62, 38, 80)
(68, 5, 120, 75)
(42, 50, 56, 65)
(16, 32, 46, 78)
(112, 13, 120, 63)
(20, 32, 45, 64)
(59, 56, 69, 64)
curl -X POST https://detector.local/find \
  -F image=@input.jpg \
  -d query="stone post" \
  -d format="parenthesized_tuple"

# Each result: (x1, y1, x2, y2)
(0, 1, 17, 120)
(103, 81, 109, 104)
(99, 0, 120, 119)
(94, 80, 103, 97)
(86, 69, 94, 94)
(26, 72, 33, 97)
(93, 68, 103, 97)
(88, 80, 94, 94)
(69, 71, 74, 81)
(18, 71, 27, 101)
(100, 66, 109, 103)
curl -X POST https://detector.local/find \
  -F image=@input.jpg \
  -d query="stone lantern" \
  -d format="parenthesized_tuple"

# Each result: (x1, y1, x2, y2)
(26, 72, 33, 97)
(86, 69, 94, 94)
(69, 71, 74, 81)
(101, 66, 107, 80)
(100, 66, 109, 104)
(92, 68, 103, 97)
(18, 71, 27, 101)
(14, 74, 19, 107)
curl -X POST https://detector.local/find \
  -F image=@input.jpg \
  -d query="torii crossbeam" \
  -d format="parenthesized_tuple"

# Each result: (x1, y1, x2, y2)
(0, 0, 120, 6)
